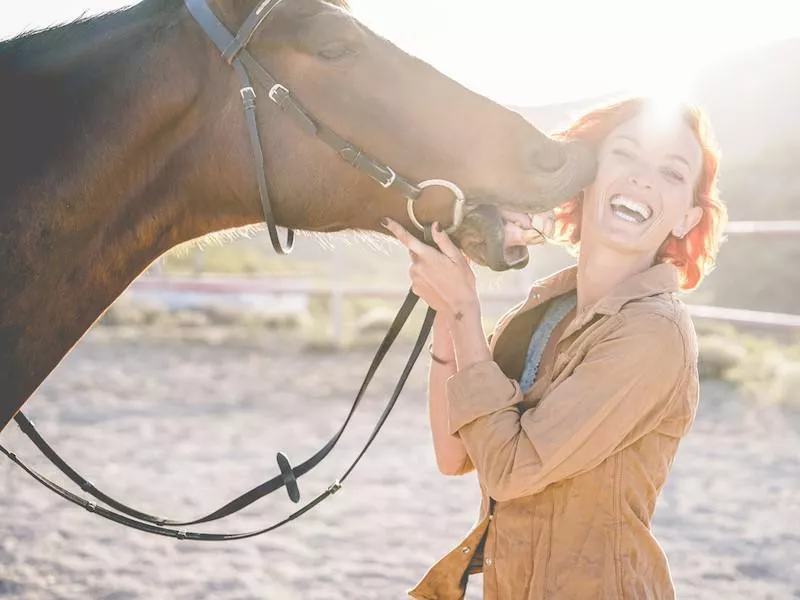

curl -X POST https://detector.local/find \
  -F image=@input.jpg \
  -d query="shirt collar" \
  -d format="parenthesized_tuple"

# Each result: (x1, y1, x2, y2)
(517, 261, 680, 321)
(590, 262, 680, 316)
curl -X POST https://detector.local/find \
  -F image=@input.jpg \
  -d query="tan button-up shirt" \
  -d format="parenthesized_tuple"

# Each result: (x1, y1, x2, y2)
(409, 262, 699, 600)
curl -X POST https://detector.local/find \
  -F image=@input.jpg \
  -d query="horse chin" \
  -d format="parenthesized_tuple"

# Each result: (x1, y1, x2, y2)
(453, 205, 530, 272)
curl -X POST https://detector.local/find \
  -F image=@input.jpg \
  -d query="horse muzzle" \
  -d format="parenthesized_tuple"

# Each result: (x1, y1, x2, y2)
(452, 204, 533, 272)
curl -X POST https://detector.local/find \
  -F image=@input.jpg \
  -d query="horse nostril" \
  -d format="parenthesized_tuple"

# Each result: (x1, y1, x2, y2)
(530, 142, 566, 173)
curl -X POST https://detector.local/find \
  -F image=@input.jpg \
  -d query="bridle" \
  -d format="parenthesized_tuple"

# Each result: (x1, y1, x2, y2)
(0, 0, 465, 541)
(184, 0, 466, 253)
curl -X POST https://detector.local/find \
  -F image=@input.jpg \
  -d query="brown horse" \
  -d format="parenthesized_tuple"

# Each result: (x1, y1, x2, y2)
(0, 0, 595, 432)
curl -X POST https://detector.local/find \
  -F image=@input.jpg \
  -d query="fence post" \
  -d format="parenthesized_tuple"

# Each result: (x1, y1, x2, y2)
(330, 285, 344, 347)
(330, 249, 345, 346)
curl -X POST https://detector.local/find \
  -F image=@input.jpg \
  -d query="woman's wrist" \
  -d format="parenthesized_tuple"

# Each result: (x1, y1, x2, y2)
(447, 301, 491, 369)
(444, 297, 481, 330)
(431, 313, 456, 364)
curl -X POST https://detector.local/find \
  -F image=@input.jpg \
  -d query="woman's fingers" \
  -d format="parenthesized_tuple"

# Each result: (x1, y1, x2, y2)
(503, 221, 531, 247)
(381, 217, 432, 257)
(384, 218, 464, 269)
(499, 209, 533, 229)
(496, 209, 556, 246)
(529, 211, 555, 239)
(382, 216, 475, 315)
(430, 222, 465, 264)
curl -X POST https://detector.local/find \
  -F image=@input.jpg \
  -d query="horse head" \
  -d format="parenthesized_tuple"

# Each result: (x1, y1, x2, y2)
(195, 0, 596, 269)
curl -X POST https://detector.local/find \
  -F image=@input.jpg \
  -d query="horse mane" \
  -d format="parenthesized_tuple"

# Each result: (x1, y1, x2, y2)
(0, 0, 351, 201)
(0, 1, 183, 202)
(1, 0, 179, 54)
(1, 0, 350, 73)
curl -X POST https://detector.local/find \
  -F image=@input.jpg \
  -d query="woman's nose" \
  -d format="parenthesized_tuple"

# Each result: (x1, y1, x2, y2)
(628, 170, 653, 190)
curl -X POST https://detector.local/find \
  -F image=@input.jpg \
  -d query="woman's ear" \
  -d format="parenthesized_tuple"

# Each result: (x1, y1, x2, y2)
(673, 205, 703, 239)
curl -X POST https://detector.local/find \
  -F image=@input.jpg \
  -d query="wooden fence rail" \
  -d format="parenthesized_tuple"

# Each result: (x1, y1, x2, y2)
(134, 221, 800, 343)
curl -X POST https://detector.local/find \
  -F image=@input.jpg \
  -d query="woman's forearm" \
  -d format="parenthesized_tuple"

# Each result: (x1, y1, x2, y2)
(448, 299, 492, 370)
(427, 313, 471, 475)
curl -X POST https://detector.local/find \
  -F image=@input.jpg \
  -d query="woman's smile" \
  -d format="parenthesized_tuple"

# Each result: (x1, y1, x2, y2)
(608, 194, 653, 223)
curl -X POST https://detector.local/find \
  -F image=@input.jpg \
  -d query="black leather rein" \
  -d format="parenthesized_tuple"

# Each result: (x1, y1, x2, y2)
(0, 0, 452, 541)
(1, 290, 434, 541)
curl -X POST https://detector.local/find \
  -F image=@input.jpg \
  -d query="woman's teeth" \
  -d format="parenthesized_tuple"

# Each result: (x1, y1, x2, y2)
(609, 194, 652, 223)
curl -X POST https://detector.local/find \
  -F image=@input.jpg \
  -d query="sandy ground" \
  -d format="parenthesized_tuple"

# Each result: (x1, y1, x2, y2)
(1, 328, 799, 600)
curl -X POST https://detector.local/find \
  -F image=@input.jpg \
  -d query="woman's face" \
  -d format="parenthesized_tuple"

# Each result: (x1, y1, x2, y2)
(579, 112, 703, 259)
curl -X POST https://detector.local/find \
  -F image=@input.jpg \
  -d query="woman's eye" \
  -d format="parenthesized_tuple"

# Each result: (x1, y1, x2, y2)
(611, 148, 635, 160)
(317, 41, 355, 61)
(662, 168, 685, 183)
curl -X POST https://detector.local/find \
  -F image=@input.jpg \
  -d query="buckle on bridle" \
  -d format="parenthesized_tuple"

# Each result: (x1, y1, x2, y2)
(268, 83, 289, 104)
(240, 86, 257, 110)
(377, 166, 397, 189)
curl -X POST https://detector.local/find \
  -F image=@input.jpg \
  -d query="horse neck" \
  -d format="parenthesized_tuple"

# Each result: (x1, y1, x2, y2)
(0, 0, 248, 429)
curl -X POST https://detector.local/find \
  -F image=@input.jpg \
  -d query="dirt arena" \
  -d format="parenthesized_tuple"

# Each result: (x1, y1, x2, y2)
(1, 328, 798, 600)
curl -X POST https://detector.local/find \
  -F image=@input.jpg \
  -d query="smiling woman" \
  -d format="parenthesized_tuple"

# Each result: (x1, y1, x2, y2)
(383, 96, 729, 600)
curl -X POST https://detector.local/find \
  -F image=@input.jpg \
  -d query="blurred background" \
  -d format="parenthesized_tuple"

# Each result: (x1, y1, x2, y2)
(1, 1, 799, 599)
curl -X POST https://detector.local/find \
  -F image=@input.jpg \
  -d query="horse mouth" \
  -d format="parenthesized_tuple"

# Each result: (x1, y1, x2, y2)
(452, 205, 531, 272)
(450, 139, 596, 271)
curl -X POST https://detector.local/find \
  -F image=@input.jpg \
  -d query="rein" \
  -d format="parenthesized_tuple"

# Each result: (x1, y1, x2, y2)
(0, 0, 454, 540)
(1, 283, 435, 541)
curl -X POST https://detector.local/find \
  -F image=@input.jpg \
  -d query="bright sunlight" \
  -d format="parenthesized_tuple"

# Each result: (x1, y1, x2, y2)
(2, 0, 798, 106)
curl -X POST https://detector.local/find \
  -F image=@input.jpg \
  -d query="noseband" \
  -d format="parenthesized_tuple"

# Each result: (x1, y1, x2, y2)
(185, 0, 465, 247)
(1, 0, 450, 543)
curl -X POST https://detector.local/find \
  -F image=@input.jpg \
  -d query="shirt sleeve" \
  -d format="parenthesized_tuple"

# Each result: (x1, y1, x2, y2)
(450, 454, 475, 476)
(446, 313, 688, 501)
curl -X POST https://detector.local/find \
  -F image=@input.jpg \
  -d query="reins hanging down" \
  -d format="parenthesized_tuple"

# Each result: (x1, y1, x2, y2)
(1, 291, 435, 541)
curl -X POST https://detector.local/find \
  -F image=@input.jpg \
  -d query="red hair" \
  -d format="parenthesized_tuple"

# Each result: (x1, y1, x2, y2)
(550, 97, 727, 291)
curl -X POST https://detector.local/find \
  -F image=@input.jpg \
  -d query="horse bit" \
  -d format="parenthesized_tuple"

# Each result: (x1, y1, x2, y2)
(1, 0, 466, 541)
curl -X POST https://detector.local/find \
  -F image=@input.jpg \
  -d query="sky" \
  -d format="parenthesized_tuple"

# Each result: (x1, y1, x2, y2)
(2, 0, 799, 106)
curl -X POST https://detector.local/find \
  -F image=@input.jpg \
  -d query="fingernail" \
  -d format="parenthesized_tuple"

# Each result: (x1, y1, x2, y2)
(433, 222, 440, 232)
(380, 217, 390, 228)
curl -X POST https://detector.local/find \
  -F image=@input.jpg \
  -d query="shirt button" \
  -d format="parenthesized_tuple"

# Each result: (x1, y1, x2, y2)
(485, 558, 493, 566)
(460, 546, 470, 554)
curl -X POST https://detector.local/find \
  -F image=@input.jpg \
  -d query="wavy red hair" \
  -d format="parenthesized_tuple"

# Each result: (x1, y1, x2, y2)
(550, 97, 727, 291)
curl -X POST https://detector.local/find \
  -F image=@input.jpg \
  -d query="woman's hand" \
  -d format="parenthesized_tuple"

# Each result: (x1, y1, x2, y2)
(380, 218, 479, 326)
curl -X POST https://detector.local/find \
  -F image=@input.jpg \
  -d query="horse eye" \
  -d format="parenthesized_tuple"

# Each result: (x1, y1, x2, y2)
(317, 40, 355, 61)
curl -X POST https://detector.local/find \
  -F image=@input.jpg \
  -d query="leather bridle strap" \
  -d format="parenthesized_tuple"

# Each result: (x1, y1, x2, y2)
(233, 18, 424, 200)
(235, 53, 424, 201)
(186, 0, 294, 254)
(221, 0, 284, 63)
